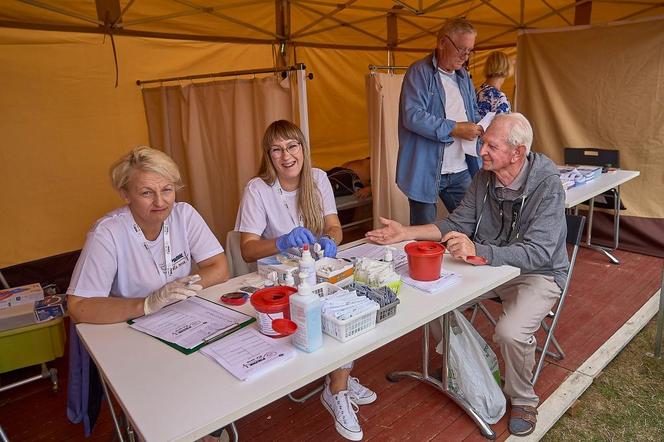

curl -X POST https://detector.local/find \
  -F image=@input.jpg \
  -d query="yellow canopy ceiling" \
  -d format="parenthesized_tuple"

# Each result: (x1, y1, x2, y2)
(2, 1, 662, 50)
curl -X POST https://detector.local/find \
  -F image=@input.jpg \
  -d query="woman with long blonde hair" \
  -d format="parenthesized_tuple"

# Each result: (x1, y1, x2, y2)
(236, 119, 340, 261)
(235, 120, 375, 441)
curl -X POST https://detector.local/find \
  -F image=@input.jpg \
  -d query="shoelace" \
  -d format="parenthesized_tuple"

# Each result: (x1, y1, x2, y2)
(348, 376, 366, 397)
(334, 392, 360, 421)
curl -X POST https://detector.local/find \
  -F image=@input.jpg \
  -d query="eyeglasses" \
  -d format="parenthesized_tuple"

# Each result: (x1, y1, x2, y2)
(269, 142, 302, 158)
(444, 34, 474, 57)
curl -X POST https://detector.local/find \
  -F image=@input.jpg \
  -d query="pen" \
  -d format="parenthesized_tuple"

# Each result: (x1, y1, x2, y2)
(202, 323, 239, 343)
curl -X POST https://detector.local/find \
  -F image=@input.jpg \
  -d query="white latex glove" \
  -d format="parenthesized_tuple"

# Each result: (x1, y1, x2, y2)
(143, 275, 203, 315)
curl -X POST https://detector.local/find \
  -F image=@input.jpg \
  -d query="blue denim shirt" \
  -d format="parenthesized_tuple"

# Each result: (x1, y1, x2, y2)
(396, 52, 481, 204)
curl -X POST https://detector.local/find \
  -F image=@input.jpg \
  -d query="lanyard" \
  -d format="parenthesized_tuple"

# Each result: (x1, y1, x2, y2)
(131, 220, 173, 278)
(274, 180, 303, 229)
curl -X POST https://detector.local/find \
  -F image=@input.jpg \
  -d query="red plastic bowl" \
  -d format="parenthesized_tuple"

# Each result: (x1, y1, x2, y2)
(404, 241, 445, 281)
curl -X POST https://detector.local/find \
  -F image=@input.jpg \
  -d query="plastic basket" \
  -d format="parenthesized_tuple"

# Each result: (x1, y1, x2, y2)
(376, 298, 400, 323)
(345, 282, 400, 323)
(322, 304, 379, 343)
(312, 282, 341, 299)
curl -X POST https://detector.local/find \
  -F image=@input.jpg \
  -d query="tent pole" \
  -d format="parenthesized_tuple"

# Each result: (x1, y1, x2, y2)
(296, 68, 310, 147)
(136, 64, 306, 86)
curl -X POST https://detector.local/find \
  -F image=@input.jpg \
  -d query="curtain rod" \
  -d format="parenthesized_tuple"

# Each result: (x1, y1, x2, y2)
(136, 63, 308, 86)
(368, 64, 409, 72)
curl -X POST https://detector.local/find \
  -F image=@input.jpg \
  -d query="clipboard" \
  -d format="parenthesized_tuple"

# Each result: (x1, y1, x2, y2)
(128, 296, 256, 355)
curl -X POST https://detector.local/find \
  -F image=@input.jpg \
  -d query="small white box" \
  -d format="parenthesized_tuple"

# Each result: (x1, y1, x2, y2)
(0, 283, 44, 310)
(315, 258, 354, 286)
(257, 255, 299, 284)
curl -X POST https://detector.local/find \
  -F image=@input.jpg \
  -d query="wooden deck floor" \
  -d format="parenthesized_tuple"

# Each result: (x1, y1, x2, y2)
(1, 248, 661, 441)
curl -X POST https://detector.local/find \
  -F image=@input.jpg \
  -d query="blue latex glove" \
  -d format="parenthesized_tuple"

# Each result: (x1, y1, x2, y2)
(318, 236, 337, 258)
(276, 227, 316, 252)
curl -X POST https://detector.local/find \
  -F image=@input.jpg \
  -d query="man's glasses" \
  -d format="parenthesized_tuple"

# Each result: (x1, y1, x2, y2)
(444, 34, 474, 58)
(269, 142, 302, 158)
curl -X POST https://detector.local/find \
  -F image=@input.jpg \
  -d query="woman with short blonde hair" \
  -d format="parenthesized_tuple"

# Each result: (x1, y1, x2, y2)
(67, 146, 229, 324)
(477, 50, 514, 117)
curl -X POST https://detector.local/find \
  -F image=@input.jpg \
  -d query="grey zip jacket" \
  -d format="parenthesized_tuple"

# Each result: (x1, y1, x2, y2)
(435, 152, 569, 291)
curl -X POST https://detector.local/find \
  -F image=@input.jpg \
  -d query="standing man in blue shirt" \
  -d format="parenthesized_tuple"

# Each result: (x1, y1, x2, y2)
(396, 18, 483, 225)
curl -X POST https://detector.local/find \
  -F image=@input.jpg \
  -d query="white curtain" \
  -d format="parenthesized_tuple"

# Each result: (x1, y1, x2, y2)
(366, 72, 410, 228)
(141, 76, 294, 244)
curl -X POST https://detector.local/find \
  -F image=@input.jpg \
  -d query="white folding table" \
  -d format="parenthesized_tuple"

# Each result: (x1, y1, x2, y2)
(564, 169, 639, 264)
(77, 243, 519, 442)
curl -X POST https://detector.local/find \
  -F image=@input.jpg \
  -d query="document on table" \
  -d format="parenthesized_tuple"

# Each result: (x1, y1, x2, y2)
(130, 296, 254, 351)
(338, 242, 409, 269)
(398, 267, 460, 294)
(461, 112, 495, 157)
(200, 327, 295, 381)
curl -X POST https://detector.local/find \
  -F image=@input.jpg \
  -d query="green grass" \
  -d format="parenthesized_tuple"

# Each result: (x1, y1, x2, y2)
(543, 318, 664, 442)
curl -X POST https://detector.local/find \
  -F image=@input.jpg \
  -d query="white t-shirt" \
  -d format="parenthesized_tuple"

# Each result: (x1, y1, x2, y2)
(235, 168, 337, 239)
(438, 70, 469, 174)
(67, 202, 224, 299)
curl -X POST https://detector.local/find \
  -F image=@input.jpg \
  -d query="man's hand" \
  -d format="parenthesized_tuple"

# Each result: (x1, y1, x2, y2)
(450, 122, 483, 141)
(441, 231, 476, 260)
(366, 217, 408, 244)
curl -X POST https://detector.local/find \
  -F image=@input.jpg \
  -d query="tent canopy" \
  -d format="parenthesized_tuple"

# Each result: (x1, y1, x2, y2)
(3, 1, 662, 51)
(1, 1, 662, 267)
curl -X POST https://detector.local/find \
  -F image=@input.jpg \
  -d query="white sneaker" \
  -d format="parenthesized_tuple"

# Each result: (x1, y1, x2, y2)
(347, 376, 377, 405)
(325, 375, 377, 406)
(321, 386, 363, 441)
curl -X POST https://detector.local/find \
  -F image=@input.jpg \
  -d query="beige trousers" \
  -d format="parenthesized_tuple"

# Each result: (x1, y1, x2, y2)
(431, 274, 561, 408)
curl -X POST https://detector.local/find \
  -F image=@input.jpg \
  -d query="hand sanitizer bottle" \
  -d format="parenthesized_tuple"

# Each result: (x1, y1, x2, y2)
(299, 244, 317, 287)
(289, 272, 323, 353)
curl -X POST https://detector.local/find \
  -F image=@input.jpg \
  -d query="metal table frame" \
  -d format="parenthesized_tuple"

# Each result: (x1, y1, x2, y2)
(387, 315, 496, 440)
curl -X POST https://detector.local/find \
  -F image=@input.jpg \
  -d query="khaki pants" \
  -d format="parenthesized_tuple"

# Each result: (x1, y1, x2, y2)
(431, 274, 561, 408)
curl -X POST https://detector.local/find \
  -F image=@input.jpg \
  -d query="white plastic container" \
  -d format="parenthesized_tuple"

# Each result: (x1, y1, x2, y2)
(289, 275, 323, 353)
(299, 244, 317, 287)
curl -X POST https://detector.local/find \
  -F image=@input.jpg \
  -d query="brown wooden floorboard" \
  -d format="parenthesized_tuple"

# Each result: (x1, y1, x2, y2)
(0, 248, 661, 441)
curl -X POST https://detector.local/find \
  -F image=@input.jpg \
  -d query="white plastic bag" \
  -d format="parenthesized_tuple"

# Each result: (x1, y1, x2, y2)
(436, 309, 506, 424)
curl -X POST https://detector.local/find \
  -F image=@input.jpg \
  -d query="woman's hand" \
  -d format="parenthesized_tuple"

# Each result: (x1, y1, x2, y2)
(317, 236, 337, 257)
(276, 226, 316, 252)
(143, 276, 202, 315)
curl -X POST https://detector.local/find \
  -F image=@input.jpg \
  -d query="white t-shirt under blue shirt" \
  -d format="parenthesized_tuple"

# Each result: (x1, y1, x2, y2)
(67, 202, 223, 299)
(438, 69, 469, 174)
(235, 168, 337, 239)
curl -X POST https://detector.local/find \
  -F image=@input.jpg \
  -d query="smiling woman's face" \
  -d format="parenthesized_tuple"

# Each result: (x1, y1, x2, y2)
(269, 137, 304, 188)
(121, 169, 176, 231)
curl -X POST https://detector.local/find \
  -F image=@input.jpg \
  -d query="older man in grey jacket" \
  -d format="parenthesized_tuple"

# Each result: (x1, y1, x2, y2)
(368, 113, 567, 437)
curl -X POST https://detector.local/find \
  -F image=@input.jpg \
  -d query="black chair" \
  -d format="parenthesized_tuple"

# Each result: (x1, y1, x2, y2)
(564, 147, 624, 264)
(470, 214, 586, 384)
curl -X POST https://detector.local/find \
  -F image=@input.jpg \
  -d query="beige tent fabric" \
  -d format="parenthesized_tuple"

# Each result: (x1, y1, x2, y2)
(141, 76, 293, 245)
(366, 73, 410, 228)
(516, 17, 664, 219)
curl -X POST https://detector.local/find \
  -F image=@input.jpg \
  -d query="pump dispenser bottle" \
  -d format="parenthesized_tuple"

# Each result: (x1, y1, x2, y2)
(289, 272, 323, 352)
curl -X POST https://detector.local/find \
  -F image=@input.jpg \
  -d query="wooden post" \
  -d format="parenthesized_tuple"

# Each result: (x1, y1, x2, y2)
(574, 0, 592, 26)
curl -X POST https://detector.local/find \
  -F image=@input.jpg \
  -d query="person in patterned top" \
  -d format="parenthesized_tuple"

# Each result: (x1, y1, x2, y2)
(476, 51, 513, 117)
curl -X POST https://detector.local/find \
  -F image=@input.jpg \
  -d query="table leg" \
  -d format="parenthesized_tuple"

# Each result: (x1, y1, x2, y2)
(386, 314, 497, 440)
(582, 191, 621, 265)
(99, 370, 127, 442)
